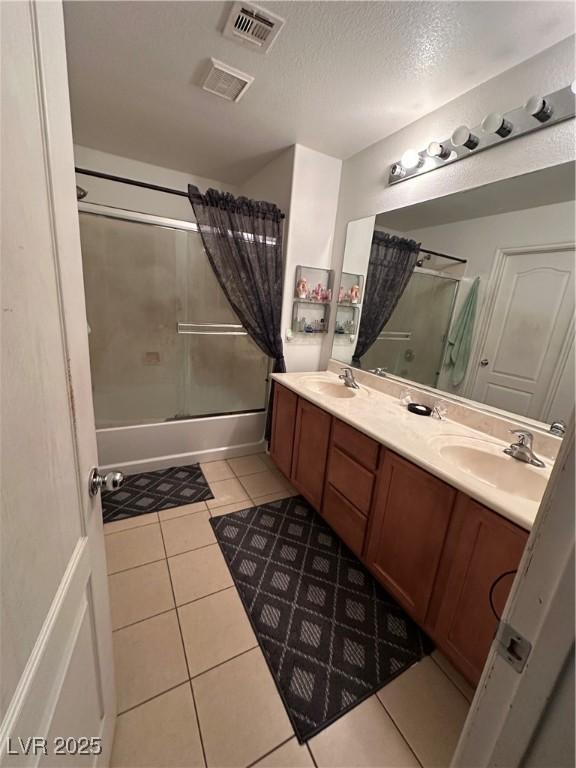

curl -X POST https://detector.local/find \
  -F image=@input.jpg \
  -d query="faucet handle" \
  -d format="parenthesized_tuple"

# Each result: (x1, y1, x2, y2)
(510, 429, 533, 446)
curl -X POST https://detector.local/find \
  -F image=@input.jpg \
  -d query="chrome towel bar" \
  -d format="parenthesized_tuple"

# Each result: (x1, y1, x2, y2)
(177, 322, 248, 336)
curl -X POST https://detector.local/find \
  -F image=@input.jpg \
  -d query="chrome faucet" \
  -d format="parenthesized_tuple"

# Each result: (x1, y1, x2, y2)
(549, 420, 567, 437)
(368, 367, 387, 378)
(504, 430, 545, 468)
(339, 367, 360, 389)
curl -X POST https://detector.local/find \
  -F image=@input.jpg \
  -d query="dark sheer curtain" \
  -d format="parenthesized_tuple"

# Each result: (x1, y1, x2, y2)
(352, 232, 420, 367)
(187, 186, 285, 438)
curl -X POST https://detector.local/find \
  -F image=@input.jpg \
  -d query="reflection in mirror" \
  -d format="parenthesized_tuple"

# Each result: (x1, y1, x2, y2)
(332, 163, 575, 427)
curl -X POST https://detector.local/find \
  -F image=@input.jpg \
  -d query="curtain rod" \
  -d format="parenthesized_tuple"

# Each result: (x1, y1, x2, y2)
(419, 247, 467, 265)
(75, 167, 286, 218)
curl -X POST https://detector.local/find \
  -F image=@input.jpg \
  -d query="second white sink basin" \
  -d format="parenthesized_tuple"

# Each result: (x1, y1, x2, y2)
(431, 435, 549, 502)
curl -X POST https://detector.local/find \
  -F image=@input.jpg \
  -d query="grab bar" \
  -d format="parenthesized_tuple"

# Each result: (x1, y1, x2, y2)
(177, 322, 248, 336)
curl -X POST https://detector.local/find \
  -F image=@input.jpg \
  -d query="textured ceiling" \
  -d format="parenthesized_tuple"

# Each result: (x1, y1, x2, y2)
(63, 1, 575, 184)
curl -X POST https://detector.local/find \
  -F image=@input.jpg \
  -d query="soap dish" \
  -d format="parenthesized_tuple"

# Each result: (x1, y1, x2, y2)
(407, 403, 433, 417)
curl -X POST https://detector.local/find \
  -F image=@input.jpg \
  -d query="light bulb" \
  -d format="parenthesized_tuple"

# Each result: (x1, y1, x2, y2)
(525, 95, 553, 122)
(481, 112, 513, 137)
(400, 149, 424, 170)
(390, 163, 406, 179)
(451, 125, 479, 150)
(426, 141, 451, 160)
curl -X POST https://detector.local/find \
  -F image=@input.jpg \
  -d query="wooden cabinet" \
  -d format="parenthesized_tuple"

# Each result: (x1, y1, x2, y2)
(322, 484, 367, 558)
(427, 495, 528, 684)
(291, 398, 332, 509)
(269, 385, 529, 687)
(322, 419, 380, 556)
(365, 451, 456, 624)
(269, 383, 298, 479)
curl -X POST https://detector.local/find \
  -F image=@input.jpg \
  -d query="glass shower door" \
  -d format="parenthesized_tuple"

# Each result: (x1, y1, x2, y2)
(79, 211, 269, 428)
(176, 231, 269, 419)
(362, 272, 459, 387)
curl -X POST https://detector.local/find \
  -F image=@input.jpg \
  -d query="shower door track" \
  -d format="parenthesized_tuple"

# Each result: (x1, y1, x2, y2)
(78, 202, 201, 233)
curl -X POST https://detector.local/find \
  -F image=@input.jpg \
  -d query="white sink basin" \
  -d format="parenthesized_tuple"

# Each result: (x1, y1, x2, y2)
(301, 377, 369, 399)
(431, 435, 549, 502)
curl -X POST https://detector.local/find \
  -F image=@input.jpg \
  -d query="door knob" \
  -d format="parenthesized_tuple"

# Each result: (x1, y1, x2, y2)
(480, 358, 489, 367)
(89, 467, 124, 497)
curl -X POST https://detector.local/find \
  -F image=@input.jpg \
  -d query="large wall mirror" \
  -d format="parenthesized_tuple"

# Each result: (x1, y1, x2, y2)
(332, 162, 575, 428)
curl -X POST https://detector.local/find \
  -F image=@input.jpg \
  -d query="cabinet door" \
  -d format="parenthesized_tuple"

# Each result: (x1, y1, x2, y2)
(291, 398, 331, 509)
(365, 452, 456, 623)
(269, 383, 298, 479)
(430, 495, 528, 685)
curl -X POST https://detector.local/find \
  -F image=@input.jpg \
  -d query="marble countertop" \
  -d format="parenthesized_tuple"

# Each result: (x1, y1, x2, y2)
(272, 370, 552, 531)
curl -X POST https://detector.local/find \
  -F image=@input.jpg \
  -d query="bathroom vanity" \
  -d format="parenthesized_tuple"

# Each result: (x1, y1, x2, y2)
(268, 370, 554, 686)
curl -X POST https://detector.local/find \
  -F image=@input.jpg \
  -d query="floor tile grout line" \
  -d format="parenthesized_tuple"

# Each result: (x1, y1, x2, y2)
(244, 736, 296, 768)
(107, 555, 167, 577)
(116, 680, 190, 718)
(168, 541, 219, 559)
(374, 695, 424, 768)
(112, 605, 175, 634)
(165, 540, 220, 559)
(104, 517, 160, 536)
(157, 517, 209, 768)
(429, 653, 474, 704)
(190, 644, 260, 681)
(187, 680, 208, 768)
(306, 742, 319, 768)
(176, 584, 236, 611)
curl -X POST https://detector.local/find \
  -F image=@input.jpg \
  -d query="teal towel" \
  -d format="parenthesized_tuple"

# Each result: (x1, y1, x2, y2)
(446, 277, 480, 387)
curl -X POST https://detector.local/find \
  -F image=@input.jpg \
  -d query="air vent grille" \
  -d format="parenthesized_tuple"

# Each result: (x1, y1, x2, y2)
(201, 59, 254, 102)
(223, 1, 285, 53)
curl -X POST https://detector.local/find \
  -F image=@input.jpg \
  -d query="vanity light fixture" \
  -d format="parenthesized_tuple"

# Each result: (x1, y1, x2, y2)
(524, 95, 553, 122)
(481, 112, 513, 137)
(451, 125, 479, 150)
(388, 83, 575, 185)
(390, 163, 406, 179)
(426, 141, 451, 160)
(400, 149, 424, 170)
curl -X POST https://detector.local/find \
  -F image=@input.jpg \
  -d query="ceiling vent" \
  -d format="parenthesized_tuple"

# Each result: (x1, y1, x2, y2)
(223, 2, 285, 53)
(201, 58, 254, 102)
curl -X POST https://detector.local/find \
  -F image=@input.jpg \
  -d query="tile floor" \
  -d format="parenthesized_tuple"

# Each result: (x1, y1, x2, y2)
(105, 452, 474, 768)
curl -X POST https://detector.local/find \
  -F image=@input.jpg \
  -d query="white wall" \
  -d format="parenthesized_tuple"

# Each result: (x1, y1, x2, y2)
(322, 36, 576, 367)
(333, 216, 375, 364)
(228, 144, 343, 372)
(282, 144, 342, 371)
(74, 144, 238, 220)
(239, 146, 295, 213)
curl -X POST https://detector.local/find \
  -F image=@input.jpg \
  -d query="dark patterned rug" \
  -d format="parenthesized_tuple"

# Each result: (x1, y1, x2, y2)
(210, 495, 431, 742)
(102, 464, 214, 523)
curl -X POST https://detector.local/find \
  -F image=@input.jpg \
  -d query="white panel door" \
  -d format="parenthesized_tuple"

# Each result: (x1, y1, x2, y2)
(471, 246, 575, 420)
(1, 2, 115, 765)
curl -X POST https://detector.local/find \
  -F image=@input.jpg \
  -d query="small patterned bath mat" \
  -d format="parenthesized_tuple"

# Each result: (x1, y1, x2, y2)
(210, 495, 431, 742)
(102, 464, 213, 523)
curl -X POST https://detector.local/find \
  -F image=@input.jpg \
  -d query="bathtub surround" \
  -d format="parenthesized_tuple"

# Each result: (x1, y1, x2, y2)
(210, 495, 431, 742)
(101, 464, 214, 523)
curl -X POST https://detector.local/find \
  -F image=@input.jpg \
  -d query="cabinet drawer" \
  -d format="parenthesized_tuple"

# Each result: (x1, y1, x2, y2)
(327, 446, 375, 515)
(333, 419, 380, 471)
(322, 484, 367, 558)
